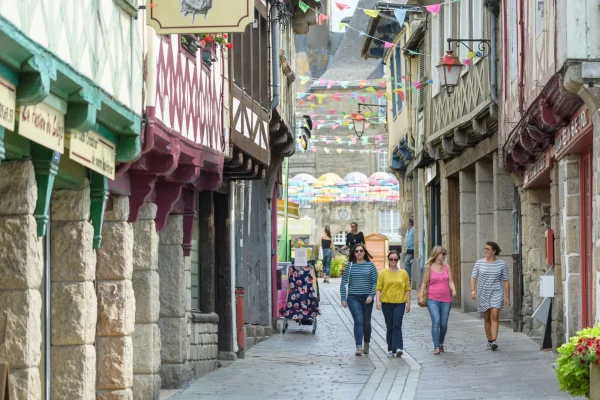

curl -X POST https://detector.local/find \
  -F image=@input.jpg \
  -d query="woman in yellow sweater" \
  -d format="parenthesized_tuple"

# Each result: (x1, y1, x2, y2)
(376, 250, 411, 358)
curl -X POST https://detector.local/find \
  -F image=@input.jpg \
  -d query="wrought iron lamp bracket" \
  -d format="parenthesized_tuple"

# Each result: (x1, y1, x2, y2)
(447, 38, 492, 59)
(358, 103, 386, 113)
(504, 117, 519, 130)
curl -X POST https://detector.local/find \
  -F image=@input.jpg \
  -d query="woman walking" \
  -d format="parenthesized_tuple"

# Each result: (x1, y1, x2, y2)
(376, 250, 411, 358)
(470, 241, 510, 351)
(320, 226, 334, 283)
(418, 246, 457, 355)
(340, 243, 378, 356)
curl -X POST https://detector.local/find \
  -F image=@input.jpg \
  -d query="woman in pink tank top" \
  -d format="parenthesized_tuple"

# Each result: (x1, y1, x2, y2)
(418, 246, 457, 355)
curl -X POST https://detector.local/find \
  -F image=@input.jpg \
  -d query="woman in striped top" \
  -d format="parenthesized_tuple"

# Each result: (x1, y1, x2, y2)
(340, 243, 378, 356)
(470, 241, 510, 351)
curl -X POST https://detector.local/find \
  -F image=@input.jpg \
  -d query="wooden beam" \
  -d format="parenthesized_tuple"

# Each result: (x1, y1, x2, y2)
(215, 192, 233, 352)
(198, 191, 216, 313)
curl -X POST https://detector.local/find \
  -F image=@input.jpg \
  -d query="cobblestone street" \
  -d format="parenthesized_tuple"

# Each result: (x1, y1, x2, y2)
(167, 280, 575, 400)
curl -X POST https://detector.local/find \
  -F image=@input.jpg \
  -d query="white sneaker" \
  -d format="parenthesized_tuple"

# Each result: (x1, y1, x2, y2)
(486, 342, 492, 350)
(387, 351, 393, 358)
(491, 341, 498, 351)
(395, 349, 403, 357)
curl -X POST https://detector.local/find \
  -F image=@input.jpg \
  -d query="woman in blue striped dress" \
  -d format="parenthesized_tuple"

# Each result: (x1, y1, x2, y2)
(470, 241, 510, 351)
(340, 243, 378, 356)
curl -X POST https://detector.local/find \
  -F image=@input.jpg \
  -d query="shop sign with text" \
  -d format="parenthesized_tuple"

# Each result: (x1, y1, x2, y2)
(145, 0, 253, 34)
(69, 131, 116, 179)
(554, 107, 592, 157)
(0, 78, 16, 131)
(19, 103, 65, 153)
(524, 151, 551, 188)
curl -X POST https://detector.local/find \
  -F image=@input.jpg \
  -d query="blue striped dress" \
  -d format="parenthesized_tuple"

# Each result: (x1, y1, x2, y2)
(340, 261, 378, 301)
(471, 258, 509, 312)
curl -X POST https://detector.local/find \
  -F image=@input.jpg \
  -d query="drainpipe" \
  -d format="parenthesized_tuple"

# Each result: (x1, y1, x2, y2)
(490, 12, 498, 105)
(270, 4, 281, 110)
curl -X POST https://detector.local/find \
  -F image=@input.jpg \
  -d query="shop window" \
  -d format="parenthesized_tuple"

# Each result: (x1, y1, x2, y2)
(334, 231, 347, 246)
(379, 210, 400, 241)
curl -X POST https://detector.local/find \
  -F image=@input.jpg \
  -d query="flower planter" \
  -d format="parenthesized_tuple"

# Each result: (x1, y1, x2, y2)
(591, 363, 600, 400)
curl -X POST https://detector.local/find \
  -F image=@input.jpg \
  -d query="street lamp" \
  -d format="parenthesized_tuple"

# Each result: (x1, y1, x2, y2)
(352, 111, 366, 138)
(436, 49, 463, 96)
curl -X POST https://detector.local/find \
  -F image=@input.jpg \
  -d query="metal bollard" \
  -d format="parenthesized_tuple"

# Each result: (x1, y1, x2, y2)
(235, 287, 245, 358)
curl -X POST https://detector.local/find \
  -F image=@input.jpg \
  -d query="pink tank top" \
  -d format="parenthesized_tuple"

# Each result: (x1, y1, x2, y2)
(428, 264, 452, 303)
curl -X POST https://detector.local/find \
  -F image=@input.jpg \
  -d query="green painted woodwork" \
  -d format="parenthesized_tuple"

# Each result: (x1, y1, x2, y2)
(90, 171, 109, 249)
(113, 0, 139, 17)
(32, 144, 60, 237)
(55, 154, 86, 189)
(16, 54, 55, 106)
(0, 15, 142, 163)
(4, 128, 30, 160)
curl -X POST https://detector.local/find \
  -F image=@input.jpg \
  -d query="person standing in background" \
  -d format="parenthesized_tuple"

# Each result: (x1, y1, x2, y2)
(402, 218, 415, 283)
(320, 226, 334, 283)
(343, 222, 365, 251)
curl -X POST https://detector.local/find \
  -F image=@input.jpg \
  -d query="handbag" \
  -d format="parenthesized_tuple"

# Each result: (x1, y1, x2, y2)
(418, 265, 431, 307)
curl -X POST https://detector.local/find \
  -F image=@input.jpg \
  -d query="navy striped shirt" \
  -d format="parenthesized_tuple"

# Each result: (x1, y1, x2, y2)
(340, 261, 378, 301)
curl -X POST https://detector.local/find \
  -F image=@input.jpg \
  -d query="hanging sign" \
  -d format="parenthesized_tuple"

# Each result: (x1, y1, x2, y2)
(69, 131, 116, 179)
(523, 150, 552, 189)
(145, 0, 253, 34)
(18, 103, 65, 153)
(0, 78, 16, 131)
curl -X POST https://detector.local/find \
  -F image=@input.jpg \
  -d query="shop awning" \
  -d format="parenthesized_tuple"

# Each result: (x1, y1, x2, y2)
(277, 199, 300, 219)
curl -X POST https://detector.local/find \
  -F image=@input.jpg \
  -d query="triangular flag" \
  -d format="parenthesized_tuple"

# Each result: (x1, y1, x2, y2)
(384, 42, 394, 49)
(348, 124, 353, 131)
(426, 79, 433, 84)
(332, 124, 339, 130)
(308, 94, 315, 100)
(309, 103, 316, 110)
(329, 110, 336, 114)
(327, 81, 335, 89)
(360, 80, 367, 88)
(407, 50, 419, 56)
(464, 58, 472, 66)
(425, 4, 442, 13)
(376, 91, 385, 98)
(365, 87, 376, 93)
(365, 123, 371, 130)
(336, 2, 350, 11)
(318, 79, 328, 86)
(394, 9, 407, 24)
(335, 137, 342, 143)
(379, 80, 387, 87)
(339, 22, 348, 30)
(299, 100, 305, 105)
(347, 140, 353, 145)
(340, 81, 351, 88)
(361, 137, 368, 145)
(318, 14, 329, 25)
(352, 137, 357, 144)
(316, 94, 327, 104)
(467, 51, 477, 59)
(376, 135, 383, 140)
(363, 9, 379, 18)
(298, 0, 309, 13)
(359, 95, 366, 102)
(311, 148, 318, 152)
(359, 31, 367, 36)
(385, 93, 391, 100)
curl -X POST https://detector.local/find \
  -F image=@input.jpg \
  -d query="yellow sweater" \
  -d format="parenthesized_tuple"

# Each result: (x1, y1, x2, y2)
(376, 269, 411, 303)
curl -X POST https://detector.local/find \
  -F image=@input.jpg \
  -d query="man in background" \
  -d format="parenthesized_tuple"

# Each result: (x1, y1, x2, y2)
(402, 217, 414, 283)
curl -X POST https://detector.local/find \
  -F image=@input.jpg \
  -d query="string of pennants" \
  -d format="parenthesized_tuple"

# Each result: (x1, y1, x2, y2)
(307, 135, 387, 146)
(296, 145, 389, 154)
(294, 0, 482, 67)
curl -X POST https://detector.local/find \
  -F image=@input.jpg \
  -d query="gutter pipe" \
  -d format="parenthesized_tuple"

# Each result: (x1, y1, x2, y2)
(270, 4, 281, 110)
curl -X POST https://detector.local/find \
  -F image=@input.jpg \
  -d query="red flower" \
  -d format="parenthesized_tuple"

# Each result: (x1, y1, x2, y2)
(223, 34, 228, 38)
(226, 43, 234, 49)
(205, 35, 213, 42)
(596, 359, 600, 365)
(200, 40, 206, 46)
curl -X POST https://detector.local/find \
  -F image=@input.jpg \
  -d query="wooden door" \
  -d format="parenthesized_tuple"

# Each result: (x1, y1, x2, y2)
(581, 149, 594, 328)
(448, 178, 461, 305)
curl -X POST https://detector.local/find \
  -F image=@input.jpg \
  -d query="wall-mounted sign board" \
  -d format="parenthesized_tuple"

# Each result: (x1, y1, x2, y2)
(69, 131, 116, 179)
(18, 103, 65, 153)
(146, 0, 253, 34)
(0, 78, 16, 131)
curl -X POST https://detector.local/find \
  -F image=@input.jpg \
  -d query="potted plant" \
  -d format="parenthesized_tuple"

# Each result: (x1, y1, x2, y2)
(555, 324, 600, 399)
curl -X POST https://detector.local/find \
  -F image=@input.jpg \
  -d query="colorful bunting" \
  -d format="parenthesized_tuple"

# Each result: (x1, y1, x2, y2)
(318, 14, 329, 25)
(394, 9, 407, 24)
(363, 9, 379, 18)
(335, 2, 350, 11)
(467, 51, 477, 59)
(298, 0, 309, 13)
(339, 22, 349, 30)
(425, 4, 442, 13)
(384, 41, 394, 49)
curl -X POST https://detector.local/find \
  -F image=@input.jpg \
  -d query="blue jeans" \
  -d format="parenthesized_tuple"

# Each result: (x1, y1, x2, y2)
(382, 302, 406, 351)
(426, 299, 451, 349)
(404, 253, 414, 283)
(322, 248, 333, 276)
(347, 294, 374, 346)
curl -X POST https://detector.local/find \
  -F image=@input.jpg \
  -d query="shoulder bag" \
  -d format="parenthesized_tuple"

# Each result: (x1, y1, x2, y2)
(418, 264, 431, 307)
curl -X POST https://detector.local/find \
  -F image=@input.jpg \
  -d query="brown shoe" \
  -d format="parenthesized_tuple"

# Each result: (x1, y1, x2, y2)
(439, 344, 444, 352)
(363, 343, 369, 354)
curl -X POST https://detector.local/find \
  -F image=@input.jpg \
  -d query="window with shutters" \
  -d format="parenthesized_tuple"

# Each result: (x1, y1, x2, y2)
(418, 54, 426, 110)
(379, 210, 400, 242)
(231, 10, 270, 108)
(395, 47, 403, 115)
(378, 152, 388, 172)
(430, 13, 441, 97)
(334, 231, 347, 246)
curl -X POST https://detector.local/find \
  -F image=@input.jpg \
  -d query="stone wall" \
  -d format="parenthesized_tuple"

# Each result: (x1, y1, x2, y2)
(245, 324, 274, 351)
(50, 181, 97, 399)
(0, 161, 42, 399)
(516, 183, 550, 342)
(96, 196, 136, 399)
(188, 313, 219, 378)
(550, 164, 565, 348)
(158, 215, 192, 388)
(132, 203, 161, 399)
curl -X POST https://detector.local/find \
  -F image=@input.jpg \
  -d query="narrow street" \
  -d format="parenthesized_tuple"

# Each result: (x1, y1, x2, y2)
(167, 280, 570, 400)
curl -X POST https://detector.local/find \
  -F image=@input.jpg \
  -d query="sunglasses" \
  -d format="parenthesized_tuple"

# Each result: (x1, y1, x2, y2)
(388, 258, 399, 261)
(354, 249, 365, 253)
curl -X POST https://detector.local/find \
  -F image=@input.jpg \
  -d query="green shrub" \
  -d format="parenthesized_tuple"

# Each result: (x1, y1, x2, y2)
(330, 255, 348, 278)
(555, 323, 600, 398)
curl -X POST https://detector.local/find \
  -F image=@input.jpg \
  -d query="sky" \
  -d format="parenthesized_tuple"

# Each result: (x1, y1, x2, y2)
(330, 0, 360, 32)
